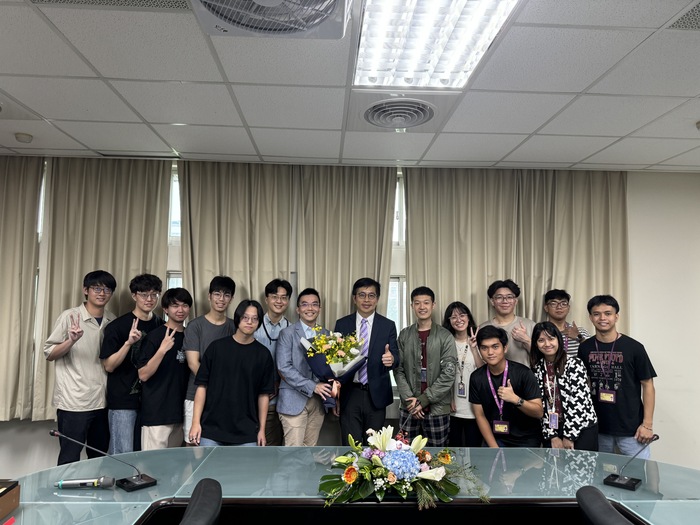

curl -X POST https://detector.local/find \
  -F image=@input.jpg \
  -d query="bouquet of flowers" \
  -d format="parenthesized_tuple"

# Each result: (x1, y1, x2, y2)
(302, 326, 367, 411)
(319, 426, 489, 510)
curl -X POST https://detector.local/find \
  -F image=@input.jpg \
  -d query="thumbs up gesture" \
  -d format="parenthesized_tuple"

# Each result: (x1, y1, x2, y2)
(381, 344, 394, 367)
(498, 378, 517, 403)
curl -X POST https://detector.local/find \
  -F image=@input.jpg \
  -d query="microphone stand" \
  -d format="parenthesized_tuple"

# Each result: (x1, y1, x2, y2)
(603, 434, 659, 491)
(50, 429, 157, 492)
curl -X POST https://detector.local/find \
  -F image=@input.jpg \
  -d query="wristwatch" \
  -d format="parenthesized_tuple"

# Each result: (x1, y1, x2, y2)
(516, 397, 524, 407)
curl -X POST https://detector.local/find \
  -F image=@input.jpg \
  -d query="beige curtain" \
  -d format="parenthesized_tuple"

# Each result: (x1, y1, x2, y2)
(32, 158, 171, 420)
(404, 168, 629, 333)
(179, 161, 297, 315)
(0, 157, 44, 420)
(295, 165, 396, 327)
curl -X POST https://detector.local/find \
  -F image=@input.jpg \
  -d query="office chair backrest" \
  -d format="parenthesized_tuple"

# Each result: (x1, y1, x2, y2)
(576, 485, 634, 525)
(179, 477, 222, 525)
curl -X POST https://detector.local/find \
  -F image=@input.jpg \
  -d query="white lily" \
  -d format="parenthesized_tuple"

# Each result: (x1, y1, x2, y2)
(416, 466, 446, 481)
(410, 434, 428, 453)
(367, 426, 396, 451)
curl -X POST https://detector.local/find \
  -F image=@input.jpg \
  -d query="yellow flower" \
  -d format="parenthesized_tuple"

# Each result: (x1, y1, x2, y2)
(416, 449, 432, 463)
(343, 465, 359, 484)
(436, 450, 452, 464)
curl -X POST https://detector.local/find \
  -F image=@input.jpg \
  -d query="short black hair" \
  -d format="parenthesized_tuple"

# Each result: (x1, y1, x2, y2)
(297, 288, 321, 307)
(161, 287, 193, 308)
(487, 279, 520, 298)
(129, 274, 162, 294)
(476, 325, 509, 348)
(410, 286, 435, 302)
(352, 277, 380, 297)
(264, 279, 292, 297)
(587, 294, 620, 314)
(544, 289, 570, 303)
(83, 270, 116, 292)
(233, 299, 264, 330)
(209, 275, 235, 295)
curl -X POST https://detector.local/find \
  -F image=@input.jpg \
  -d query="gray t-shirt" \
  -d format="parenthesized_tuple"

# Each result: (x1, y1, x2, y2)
(479, 315, 536, 367)
(182, 315, 235, 400)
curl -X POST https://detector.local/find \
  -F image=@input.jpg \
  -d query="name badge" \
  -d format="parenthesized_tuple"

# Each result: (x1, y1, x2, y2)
(548, 412, 559, 429)
(420, 367, 427, 383)
(457, 382, 466, 398)
(493, 420, 509, 434)
(599, 389, 616, 403)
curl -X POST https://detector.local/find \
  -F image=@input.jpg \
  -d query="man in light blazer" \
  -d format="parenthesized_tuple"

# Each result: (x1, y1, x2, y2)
(276, 288, 334, 446)
(334, 278, 400, 446)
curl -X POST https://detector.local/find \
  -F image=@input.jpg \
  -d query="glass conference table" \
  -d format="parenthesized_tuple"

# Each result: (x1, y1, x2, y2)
(8, 445, 700, 524)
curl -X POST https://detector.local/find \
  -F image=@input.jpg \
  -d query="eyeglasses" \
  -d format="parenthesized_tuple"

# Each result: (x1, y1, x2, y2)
(449, 313, 468, 321)
(546, 300, 569, 308)
(493, 294, 516, 303)
(136, 292, 159, 300)
(211, 291, 232, 300)
(269, 294, 289, 303)
(356, 292, 377, 300)
(299, 302, 320, 309)
(241, 315, 259, 323)
(90, 286, 113, 295)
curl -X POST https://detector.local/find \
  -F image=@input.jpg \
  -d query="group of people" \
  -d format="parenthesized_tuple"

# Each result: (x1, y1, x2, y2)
(404, 279, 657, 462)
(44, 271, 656, 466)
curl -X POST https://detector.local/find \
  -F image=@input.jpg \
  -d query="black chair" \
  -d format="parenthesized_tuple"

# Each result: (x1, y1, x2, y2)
(178, 478, 222, 525)
(576, 485, 634, 525)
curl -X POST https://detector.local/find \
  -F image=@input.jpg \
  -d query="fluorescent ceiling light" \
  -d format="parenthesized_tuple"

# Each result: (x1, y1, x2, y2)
(354, 0, 518, 89)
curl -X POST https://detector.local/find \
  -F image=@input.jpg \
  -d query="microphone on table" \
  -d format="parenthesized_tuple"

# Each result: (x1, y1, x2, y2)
(54, 476, 114, 489)
(49, 429, 157, 492)
(603, 434, 659, 491)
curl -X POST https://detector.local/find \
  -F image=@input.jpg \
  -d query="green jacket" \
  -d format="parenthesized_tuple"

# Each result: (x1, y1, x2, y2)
(395, 323, 458, 416)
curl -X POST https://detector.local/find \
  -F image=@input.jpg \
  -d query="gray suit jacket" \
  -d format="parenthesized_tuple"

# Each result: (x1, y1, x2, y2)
(276, 321, 329, 416)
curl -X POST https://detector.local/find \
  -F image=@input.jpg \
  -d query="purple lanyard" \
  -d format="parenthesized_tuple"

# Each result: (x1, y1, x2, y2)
(487, 361, 509, 418)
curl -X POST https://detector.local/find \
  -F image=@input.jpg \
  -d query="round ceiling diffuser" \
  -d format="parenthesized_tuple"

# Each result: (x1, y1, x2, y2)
(364, 99, 436, 129)
(200, 0, 339, 34)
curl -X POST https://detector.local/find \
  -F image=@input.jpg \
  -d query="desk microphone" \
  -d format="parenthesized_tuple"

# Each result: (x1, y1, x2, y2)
(50, 429, 157, 492)
(603, 434, 659, 491)
(54, 476, 114, 489)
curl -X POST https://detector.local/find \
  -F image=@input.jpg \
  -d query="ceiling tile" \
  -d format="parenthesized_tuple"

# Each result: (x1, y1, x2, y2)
(425, 133, 527, 162)
(632, 99, 700, 138)
(152, 124, 256, 155)
(111, 81, 242, 125)
(251, 128, 341, 158)
(2, 77, 140, 121)
(55, 121, 171, 152)
(343, 131, 434, 161)
(585, 137, 700, 164)
(0, 119, 87, 149)
(540, 95, 686, 135)
(505, 135, 618, 162)
(234, 86, 345, 129)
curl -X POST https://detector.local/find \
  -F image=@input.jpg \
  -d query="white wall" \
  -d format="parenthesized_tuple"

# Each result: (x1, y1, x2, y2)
(627, 171, 700, 469)
(2, 170, 698, 479)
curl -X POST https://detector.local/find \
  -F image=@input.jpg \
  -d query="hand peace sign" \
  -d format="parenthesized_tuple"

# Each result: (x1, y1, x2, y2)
(67, 314, 84, 342)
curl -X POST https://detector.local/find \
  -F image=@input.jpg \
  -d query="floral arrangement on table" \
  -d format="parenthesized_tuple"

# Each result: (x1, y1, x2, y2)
(302, 326, 367, 410)
(319, 426, 489, 510)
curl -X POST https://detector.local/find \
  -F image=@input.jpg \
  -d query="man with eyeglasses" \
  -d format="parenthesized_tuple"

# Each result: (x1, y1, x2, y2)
(44, 270, 117, 465)
(182, 275, 236, 445)
(100, 273, 164, 454)
(479, 279, 536, 367)
(334, 277, 400, 445)
(543, 289, 589, 358)
(254, 278, 293, 446)
(276, 288, 333, 446)
(189, 299, 275, 446)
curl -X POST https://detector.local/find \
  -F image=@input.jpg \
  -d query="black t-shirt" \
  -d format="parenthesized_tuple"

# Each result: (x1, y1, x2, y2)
(99, 312, 164, 410)
(195, 337, 275, 445)
(137, 325, 188, 426)
(469, 360, 542, 446)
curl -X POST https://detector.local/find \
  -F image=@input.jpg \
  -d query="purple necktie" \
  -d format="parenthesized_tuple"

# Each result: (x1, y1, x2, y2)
(358, 318, 369, 384)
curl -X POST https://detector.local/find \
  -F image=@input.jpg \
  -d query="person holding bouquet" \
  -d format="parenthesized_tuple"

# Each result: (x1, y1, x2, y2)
(334, 277, 400, 445)
(276, 288, 334, 446)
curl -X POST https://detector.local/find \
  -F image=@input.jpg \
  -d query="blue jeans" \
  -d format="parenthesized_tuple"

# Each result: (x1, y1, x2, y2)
(599, 433, 651, 459)
(108, 409, 138, 455)
(199, 437, 256, 447)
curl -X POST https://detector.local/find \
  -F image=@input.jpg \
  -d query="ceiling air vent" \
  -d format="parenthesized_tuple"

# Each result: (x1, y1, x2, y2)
(191, 0, 352, 38)
(364, 99, 436, 129)
(669, 3, 700, 30)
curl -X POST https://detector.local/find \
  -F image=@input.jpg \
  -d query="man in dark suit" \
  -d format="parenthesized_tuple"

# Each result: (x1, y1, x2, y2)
(334, 277, 400, 445)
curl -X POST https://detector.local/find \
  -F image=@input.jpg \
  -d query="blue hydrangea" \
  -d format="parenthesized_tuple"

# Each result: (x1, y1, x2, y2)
(383, 449, 420, 480)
